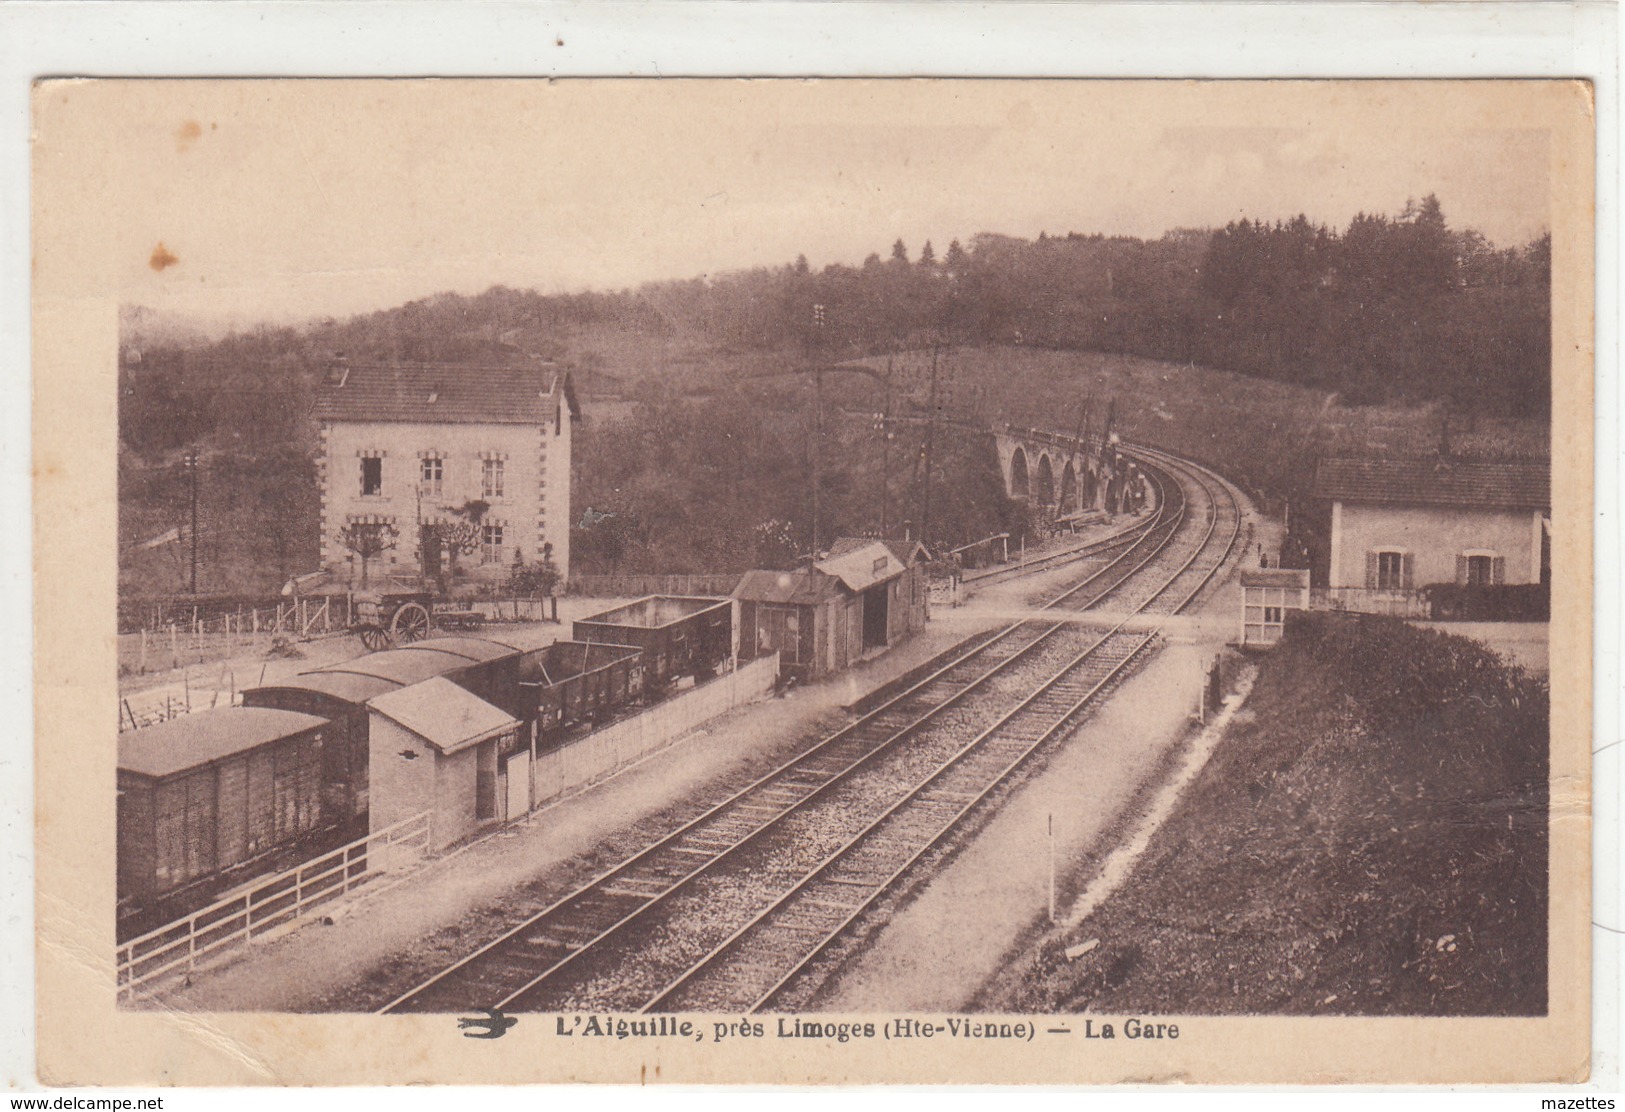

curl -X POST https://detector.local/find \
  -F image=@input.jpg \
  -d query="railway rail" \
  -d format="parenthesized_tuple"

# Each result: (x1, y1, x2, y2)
(382, 450, 1241, 1016)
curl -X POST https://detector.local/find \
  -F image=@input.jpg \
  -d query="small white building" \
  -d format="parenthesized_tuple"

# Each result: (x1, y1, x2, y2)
(1314, 458, 1550, 594)
(1239, 568, 1311, 647)
(314, 362, 580, 587)
(367, 676, 522, 852)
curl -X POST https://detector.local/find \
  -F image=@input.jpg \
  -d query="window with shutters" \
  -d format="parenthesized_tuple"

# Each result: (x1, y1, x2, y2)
(1366, 549, 1412, 590)
(420, 455, 443, 497)
(481, 523, 505, 565)
(1458, 551, 1504, 586)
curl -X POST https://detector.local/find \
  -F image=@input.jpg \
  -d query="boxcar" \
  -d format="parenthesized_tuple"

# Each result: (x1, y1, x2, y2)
(240, 635, 527, 824)
(521, 640, 644, 746)
(573, 596, 733, 691)
(117, 707, 330, 938)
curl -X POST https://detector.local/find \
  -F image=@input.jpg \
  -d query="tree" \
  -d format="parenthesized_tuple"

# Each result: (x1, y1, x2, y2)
(918, 240, 937, 268)
(423, 499, 489, 586)
(335, 520, 399, 587)
(890, 238, 910, 266)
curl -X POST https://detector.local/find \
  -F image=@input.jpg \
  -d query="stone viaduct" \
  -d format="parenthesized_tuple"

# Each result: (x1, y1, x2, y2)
(991, 424, 1139, 518)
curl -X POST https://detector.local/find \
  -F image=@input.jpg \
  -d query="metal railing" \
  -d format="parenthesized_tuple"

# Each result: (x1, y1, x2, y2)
(116, 811, 432, 1002)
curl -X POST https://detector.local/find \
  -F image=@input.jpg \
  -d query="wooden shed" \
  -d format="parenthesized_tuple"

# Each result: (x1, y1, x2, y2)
(734, 538, 930, 683)
(118, 706, 330, 930)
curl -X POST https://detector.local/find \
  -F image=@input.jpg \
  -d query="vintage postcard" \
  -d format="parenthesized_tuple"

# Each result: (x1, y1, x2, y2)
(32, 78, 1593, 1085)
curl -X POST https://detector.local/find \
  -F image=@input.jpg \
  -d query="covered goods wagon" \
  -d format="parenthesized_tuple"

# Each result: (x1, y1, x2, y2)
(117, 706, 330, 937)
(241, 636, 526, 824)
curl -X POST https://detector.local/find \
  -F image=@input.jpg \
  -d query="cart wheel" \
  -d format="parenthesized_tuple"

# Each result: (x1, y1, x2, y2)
(358, 626, 390, 652)
(392, 602, 431, 644)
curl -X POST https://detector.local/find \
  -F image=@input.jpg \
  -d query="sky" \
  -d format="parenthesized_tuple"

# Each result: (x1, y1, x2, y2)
(34, 80, 1559, 332)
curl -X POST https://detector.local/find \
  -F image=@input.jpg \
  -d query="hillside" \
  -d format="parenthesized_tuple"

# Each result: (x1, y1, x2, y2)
(118, 198, 1551, 596)
(993, 612, 1550, 1016)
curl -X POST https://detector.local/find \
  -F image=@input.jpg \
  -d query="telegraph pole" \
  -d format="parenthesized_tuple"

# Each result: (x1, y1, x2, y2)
(879, 358, 893, 538)
(184, 449, 200, 595)
(919, 341, 940, 548)
(810, 303, 827, 555)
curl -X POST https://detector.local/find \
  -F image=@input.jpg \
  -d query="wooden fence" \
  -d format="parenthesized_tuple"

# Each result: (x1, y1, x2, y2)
(567, 573, 740, 598)
(116, 811, 432, 1002)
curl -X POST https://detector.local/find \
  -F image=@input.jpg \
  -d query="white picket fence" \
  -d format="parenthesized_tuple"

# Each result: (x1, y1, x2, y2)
(116, 811, 431, 1001)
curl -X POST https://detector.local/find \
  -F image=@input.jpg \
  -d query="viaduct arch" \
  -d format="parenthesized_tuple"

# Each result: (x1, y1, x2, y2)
(993, 424, 1137, 519)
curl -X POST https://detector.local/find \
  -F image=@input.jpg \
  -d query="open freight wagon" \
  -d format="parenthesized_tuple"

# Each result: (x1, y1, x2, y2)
(572, 595, 734, 692)
(521, 640, 644, 747)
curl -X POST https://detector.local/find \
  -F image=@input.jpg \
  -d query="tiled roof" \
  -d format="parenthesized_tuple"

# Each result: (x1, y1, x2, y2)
(1312, 458, 1549, 511)
(120, 707, 328, 780)
(313, 363, 577, 425)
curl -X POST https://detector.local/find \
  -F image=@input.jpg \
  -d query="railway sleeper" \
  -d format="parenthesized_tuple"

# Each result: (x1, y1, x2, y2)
(820, 874, 884, 889)
(797, 896, 865, 913)
(597, 884, 668, 900)
(917, 789, 982, 806)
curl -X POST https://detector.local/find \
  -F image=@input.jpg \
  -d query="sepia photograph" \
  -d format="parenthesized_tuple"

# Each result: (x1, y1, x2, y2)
(30, 75, 1595, 1086)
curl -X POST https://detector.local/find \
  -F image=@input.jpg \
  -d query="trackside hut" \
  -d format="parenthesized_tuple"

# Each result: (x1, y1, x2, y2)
(1313, 458, 1550, 592)
(734, 538, 930, 682)
(367, 676, 521, 852)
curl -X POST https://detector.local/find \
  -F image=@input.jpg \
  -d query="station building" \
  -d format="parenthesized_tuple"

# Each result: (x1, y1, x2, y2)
(313, 362, 580, 588)
(1313, 457, 1550, 594)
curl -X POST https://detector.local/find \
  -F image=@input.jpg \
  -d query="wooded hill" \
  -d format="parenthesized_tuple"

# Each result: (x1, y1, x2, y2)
(119, 197, 1551, 591)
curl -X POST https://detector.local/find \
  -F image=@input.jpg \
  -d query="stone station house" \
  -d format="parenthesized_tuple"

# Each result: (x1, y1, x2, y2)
(313, 362, 580, 588)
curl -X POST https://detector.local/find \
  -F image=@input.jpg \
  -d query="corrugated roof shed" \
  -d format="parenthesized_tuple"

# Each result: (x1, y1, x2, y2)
(815, 539, 909, 593)
(1312, 458, 1550, 511)
(368, 677, 518, 755)
(733, 568, 845, 605)
(120, 707, 328, 780)
(312, 363, 579, 426)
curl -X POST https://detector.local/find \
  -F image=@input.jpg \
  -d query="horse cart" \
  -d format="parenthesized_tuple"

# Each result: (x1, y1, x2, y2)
(351, 591, 433, 651)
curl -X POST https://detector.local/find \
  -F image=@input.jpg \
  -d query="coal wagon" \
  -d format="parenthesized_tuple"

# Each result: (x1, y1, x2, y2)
(521, 640, 645, 747)
(572, 595, 734, 692)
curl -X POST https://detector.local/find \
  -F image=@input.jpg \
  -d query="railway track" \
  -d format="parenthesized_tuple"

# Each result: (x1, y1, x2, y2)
(382, 451, 1240, 1016)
